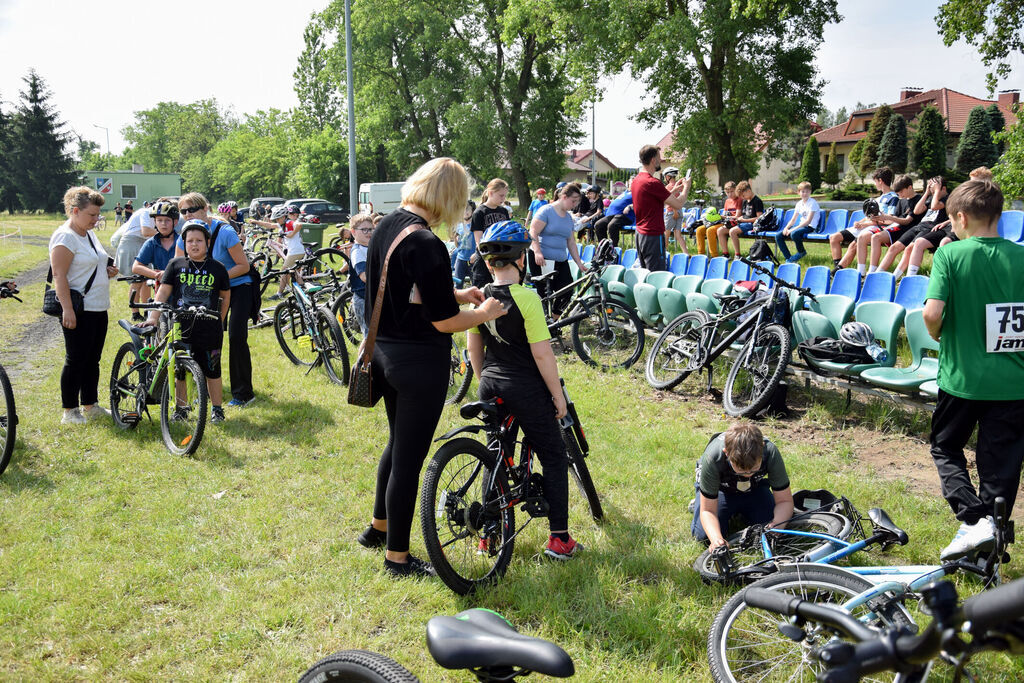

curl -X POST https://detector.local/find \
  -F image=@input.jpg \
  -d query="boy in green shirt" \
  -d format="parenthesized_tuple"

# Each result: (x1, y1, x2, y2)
(923, 179, 1024, 560)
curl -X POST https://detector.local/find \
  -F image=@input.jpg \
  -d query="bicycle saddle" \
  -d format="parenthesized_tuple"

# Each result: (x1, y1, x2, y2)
(426, 608, 574, 678)
(302, 241, 318, 249)
(119, 319, 156, 345)
(712, 293, 745, 305)
(868, 508, 909, 545)
(531, 271, 557, 284)
(459, 400, 504, 421)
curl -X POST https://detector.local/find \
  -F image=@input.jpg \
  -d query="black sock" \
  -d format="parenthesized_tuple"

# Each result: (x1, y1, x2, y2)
(552, 532, 570, 542)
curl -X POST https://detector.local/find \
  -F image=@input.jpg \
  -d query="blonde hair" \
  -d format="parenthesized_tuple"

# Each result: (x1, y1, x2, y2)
(401, 157, 470, 230)
(969, 166, 994, 181)
(723, 423, 764, 470)
(178, 192, 209, 210)
(797, 181, 812, 192)
(735, 181, 752, 194)
(63, 186, 105, 214)
(481, 178, 509, 204)
(349, 212, 374, 229)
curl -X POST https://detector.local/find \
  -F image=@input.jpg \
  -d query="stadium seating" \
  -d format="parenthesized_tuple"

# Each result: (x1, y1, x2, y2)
(829, 268, 862, 300)
(798, 302, 905, 377)
(861, 309, 939, 392)
(846, 210, 865, 227)
(807, 209, 848, 241)
(810, 293, 855, 331)
(705, 256, 728, 280)
(857, 271, 895, 303)
(801, 265, 831, 297)
(607, 267, 649, 308)
(893, 275, 929, 311)
(656, 274, 703, 323)
(581, 244, 595, 262)
(997, 210, 1024, 242)
(776, 262, 800, 287)
(727, 259, 751, 283)
(685, 278, 733, 314)
(620, 248, 638, 269)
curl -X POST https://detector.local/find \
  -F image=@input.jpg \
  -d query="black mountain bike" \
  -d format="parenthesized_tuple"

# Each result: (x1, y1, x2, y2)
(420, 381, 602, 595)
(0, 281, 21, 475)
(645, 258, 814, 417)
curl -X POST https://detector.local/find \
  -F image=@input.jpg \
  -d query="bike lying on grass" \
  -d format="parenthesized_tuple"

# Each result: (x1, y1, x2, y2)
(0, 281, 21, 475)
(420, 381, 602, 595)
(299, 607, 574, 682)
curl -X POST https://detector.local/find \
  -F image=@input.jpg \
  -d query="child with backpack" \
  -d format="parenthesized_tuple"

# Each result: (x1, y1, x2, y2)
(725, 181, 765, 259)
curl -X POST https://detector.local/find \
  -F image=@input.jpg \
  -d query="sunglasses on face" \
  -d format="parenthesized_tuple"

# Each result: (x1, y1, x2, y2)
(181, 206, 203, 215)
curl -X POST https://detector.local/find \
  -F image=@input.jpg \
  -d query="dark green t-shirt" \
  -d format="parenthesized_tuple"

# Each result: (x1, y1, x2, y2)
(469, 282, 550, 383)
(925, 236, 1024, 400)
(698, 433, 789, 499)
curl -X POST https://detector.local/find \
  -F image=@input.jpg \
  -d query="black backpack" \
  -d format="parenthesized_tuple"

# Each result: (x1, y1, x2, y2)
(797, 336, 873, 366)
(748, 238, 777, 265)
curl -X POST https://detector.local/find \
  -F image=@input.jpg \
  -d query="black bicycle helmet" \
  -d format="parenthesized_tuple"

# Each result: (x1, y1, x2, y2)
(593, 238, 616, 265)
(862, 198, 880, 218)
(478, 220, 531, 261)
(150, 200, 179, 222)
(752, 209, 778, 232)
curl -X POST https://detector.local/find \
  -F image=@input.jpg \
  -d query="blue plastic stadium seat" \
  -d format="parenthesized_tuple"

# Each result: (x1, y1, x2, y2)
(614, 246, 622, 263)
(620, 248, 638, 269)
(705, 256, 728, 280)
(754, 260, 775, 288)
(801, 265, 831, 297)
(829, 268, 862, 300)
(846, 210, 865, 228)
(807, 209, 848, 241)
(776, 262, 800, 287)
(727, 259, 751, 283)
(581, 244, 595, 262)
(858, 271, 895, 303)
(685, 254, 708, 278)
(670, 253, 689, 275)
(893, 275, 929, 311)
(997, 210, 1024, 242)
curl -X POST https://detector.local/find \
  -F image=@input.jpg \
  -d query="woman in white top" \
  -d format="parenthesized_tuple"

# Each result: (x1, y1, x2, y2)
(49, 186, 118, 424)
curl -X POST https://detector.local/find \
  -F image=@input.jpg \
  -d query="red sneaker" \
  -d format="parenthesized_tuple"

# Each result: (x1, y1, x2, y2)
(544, 535, 583, 561)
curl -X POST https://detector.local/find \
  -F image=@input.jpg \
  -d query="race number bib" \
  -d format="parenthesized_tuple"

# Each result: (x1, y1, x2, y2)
(986, 303, 1024, 352)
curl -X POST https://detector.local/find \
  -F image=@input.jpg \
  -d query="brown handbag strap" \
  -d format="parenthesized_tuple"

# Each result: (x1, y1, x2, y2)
(361, 224, 425, 363)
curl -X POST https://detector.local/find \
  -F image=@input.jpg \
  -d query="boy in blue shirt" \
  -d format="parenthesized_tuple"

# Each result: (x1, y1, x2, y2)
(346, 212, 374, 335)
(132, 201, 180, 297)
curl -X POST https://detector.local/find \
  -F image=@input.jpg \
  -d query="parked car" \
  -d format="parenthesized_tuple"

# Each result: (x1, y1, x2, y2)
(299, 201, 349, 225)
(249, 196, 286, 218)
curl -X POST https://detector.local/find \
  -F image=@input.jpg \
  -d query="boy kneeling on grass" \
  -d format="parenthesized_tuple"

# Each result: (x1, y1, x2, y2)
(691, 423, 794, 550)
(466, 220, 582, 560)
(145, 220, 231, 424)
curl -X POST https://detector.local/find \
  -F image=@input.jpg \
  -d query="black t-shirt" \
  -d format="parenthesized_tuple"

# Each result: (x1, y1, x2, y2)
(365, 208, 461, 347)
(162, 256, 229, 346)
(471, 283, 550, 384)
(577, 195, 592, 216)
(894, 194, 924, 230)
(470, 204, 512, 286)
(124, 204, 134, 218)
(741, 196, 765, 220)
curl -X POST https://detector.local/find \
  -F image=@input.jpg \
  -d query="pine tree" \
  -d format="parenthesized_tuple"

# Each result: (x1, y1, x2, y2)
(849, 138, 865, 183)
(910, 104, 947, 179)
(822, 141, 840, 188)
(0, 95, 17, 213)
(858, 104, 894, 177)
(955, 105, 999, 174)
(876, 113, 908, 173)
(987, 103, 1007, 156)
(11, 70, 77, 211)
(798, 135, 821, 191)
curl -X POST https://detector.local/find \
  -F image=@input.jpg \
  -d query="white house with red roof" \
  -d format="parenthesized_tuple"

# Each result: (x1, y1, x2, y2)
(561, 148, 619, 185)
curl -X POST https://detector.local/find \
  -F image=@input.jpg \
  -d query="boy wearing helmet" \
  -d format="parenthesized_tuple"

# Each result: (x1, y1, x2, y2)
(132, 200, 181, 302)
(467, 220, 583, 560)
(145, 220, 231, 424)
(525, 188, 547, 225)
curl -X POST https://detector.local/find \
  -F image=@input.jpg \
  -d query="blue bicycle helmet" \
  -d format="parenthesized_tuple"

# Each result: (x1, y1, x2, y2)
(478, 220, 531, 261)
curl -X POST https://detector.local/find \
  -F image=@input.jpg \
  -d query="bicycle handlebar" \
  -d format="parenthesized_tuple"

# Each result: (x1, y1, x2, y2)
(738, 257, 816, 300)
(0, 282, 21, 301)
(133, 300, 220, 320)
(743, 588, 880, 642)
(117, 274, 155, 284)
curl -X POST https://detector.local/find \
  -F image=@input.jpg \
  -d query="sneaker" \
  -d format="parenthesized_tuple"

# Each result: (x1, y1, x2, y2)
(211, 406, 226, 423)
(357, 525, 387, 548)
(171, 407, 189, 422)
(267, 293, 282, 301)
(61, 408, 86, 425)
(940, 517, 996, 561)
(786, 252, 806, 263)
(81, 404, 111, 421)
(383, 555, 435, 578)
(227, 396, 256, 408)
(544, 535, 584, 561)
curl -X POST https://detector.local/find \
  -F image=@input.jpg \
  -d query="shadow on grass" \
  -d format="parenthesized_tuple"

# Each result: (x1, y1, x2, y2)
(787, 381, 932, 438)
(0, 441, 54, 492)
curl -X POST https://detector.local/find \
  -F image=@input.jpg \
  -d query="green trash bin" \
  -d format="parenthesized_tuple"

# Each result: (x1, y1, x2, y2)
(298, 222, 327, 248)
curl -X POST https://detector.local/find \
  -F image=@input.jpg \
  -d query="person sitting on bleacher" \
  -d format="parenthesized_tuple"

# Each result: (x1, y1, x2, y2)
(877, 176, 949, 279)
(594, 190, 634, 248)
(724, 181, 764, 259)
(858, 174, 924, 275)
(774, 181, 820, 263)
(831, 167, 900, 272)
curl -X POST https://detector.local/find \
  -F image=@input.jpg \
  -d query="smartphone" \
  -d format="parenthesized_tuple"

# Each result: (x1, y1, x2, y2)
(684, 168, 692, 180)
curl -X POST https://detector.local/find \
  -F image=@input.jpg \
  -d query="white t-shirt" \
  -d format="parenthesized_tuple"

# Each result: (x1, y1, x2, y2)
(793, 197, 821, 228)
(122, 208, 155, 237)
(284, 220, 304, 256)
(48, 221, 110, 312)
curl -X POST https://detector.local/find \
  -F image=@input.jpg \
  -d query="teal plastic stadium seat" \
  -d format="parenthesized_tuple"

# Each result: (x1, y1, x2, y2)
(672, 274, 703, 296)
(806, 302, 905, 376)
(686, 278, 733, 314)
(657, 288, 687, 323)
(791, 309, 838, 345)
(607, 267, 649, 308)
(861, 309, 939, 391)
(808, 293, 855, 332)
(634, 282, 663, 327)
(598, 264, 625, 295)
(568, 260, 580, 281)
(919, 380, 939, 398)
(645, 271, 675, 289)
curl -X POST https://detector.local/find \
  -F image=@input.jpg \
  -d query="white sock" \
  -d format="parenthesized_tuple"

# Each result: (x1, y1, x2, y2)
(893, 267, 904, 280)
(868, 265, 877, 274)
(907, 265, 919, 277)
(857, 264, 866, 275)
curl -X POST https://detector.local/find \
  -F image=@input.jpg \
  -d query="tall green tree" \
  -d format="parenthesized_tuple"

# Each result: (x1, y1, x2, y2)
(11, 70, 76, 211)
(909, 104, 947, 178)
(122, 99, 234, 175)
(858, 104, 893, 176)
(848, 138, 865, 183)
(204, 109, 299, 200)
(767, 120, 815, 184)
(956, 105, 999, 174)
(876, 113, 908, 173)
(993, 120, 1024, 200)
(0, 94, 17, 213)
(823, 141, 840, 188)
(798, 135, 821, 190)
(937, 0, 1024, 92)
(555, 0, 840, 186)
(294, 19, 342, 137)
(987, 102, 1007, 155)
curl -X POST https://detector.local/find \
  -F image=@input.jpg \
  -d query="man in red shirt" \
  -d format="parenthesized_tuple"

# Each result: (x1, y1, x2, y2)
(631, 144, 692, 271)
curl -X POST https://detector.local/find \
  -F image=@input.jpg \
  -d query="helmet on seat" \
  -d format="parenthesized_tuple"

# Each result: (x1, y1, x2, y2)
(150, 200, 179, 221)
(478, 220, 531, 262)
(753, 209, 778, 232)
(839, 321, 874, 347)
(593, 238, 616, 265)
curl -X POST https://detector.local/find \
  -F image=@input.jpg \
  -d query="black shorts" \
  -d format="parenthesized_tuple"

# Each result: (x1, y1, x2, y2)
(916, 226, 952, 250)
(883, 225, 910, 244)
(897, 223, 929, 247)
(187, 343, 223, 379)
(835, 229, 857, 245)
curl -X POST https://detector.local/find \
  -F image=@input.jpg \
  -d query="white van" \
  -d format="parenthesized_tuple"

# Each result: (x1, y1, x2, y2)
(358, 182, 404, 214)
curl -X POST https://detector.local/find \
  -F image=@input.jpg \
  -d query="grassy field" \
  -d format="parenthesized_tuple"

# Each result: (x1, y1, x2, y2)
(0, 214, 1015, 681)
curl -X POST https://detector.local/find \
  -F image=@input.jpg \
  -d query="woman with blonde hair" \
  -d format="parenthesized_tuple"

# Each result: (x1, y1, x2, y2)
(49, 186, 119, 424)
(469, 178, 512, 288)
(357, 158, 507, 577)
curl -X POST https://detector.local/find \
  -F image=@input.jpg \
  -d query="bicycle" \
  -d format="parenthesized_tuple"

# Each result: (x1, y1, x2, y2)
(706, 498, 1015, 682)
(108, 296, 220, 457)
(1, 281, 21, 475)
(645, 258, 814, 417)
(271, 253, 350, 386)
(420, 381, 602, 595)
(299, 607, 574, 681)
(445, 333, 474, 405)
(528, 240, 645, 370)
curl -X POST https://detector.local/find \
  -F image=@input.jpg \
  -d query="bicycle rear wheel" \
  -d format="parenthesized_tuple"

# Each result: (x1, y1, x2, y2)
(445, 335, 473, 405)
(421, 438, 515, 595)
(692, 512, 852, 584)
(723, 323, 790, 418)
(332, 289, 363, 346)
(708, 566, 914, 683)
(274, 299, 318, 366)
(570, 297, 645, 369)
(315, 306, 350, 385)
(298, 650, 419, 683)
(645, 310, 709, 390)
(562, 426, 603, 521)
(158, 357, 208, 457)
(0, 363, 16, 475)
(109, 342, 144, 430)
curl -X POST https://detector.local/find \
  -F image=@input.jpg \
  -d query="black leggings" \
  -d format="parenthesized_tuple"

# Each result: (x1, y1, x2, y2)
(60, 310, 108, 409)
(595, 214, 631, 247)
(227, 283, 254, 401)
(527, 254, 572, 316)
(371, 339, 450, 553)
(479, 377, 569, 531)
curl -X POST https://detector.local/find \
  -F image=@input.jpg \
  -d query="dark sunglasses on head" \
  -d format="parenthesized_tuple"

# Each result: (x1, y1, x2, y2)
(181, 206, 203, 215)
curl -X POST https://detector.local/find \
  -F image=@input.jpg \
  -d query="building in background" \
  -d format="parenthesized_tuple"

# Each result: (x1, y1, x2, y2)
(561, 148, 618, 186)
(80, 168, 182, 205)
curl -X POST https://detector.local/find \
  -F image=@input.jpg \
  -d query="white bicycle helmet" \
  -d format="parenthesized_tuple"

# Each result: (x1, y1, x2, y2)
(839, 321, 874, 347)
(663, 167, 679, 177)
(270, 205, 289, 220)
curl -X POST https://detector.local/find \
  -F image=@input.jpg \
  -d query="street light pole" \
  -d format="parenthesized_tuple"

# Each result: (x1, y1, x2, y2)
(92, 124, 109, 157)
(345, 0, 357, 216)
(590, 100, 596, 187)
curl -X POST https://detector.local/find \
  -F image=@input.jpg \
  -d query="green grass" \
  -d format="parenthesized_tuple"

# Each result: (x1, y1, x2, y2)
(0, 215, 1017, 680)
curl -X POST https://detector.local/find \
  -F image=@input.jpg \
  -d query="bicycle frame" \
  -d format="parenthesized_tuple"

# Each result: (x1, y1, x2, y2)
(535, 266, 605, 332)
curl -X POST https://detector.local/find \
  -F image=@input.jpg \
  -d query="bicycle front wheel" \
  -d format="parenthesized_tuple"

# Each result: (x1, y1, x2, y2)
(109, 342, 144, 430)
(645, 310, 709, 390)
(444, 335, 474, 405)
(692, 512, 852, 584)
(562, 426, 603, 521)
(420, 438, 515, 595)
(158, 357, 208, 457)
(0, 363, 16, 475)
(723, 323, 790, 418)
(315, 306, 350, 385)
(274, 299, 318, 366)
(298, 650, 419, 683)
(570, 297, 645, 369)
(708, 566, 914, 683)
(332, 289, 363, 347)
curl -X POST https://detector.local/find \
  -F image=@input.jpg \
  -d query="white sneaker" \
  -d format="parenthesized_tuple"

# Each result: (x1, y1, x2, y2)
(940, 516, 996, 561)
(61, 408, 86, 425)
(81, 404, 112, 421)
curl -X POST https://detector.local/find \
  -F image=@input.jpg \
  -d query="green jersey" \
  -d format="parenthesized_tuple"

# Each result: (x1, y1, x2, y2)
(468, 283, 551, 383)
(925, 236, 1024, 400)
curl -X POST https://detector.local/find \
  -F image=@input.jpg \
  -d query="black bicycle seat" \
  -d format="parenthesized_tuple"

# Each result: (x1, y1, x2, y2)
(426, 609, 574, 678)
(868, 508, 909, 545)
(302, 241, 318, 249)
(119, 318, 155, 336)
(459, 400, 503, 421)
(712, 293, 744, 304)
(532, 271, 557, 284)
